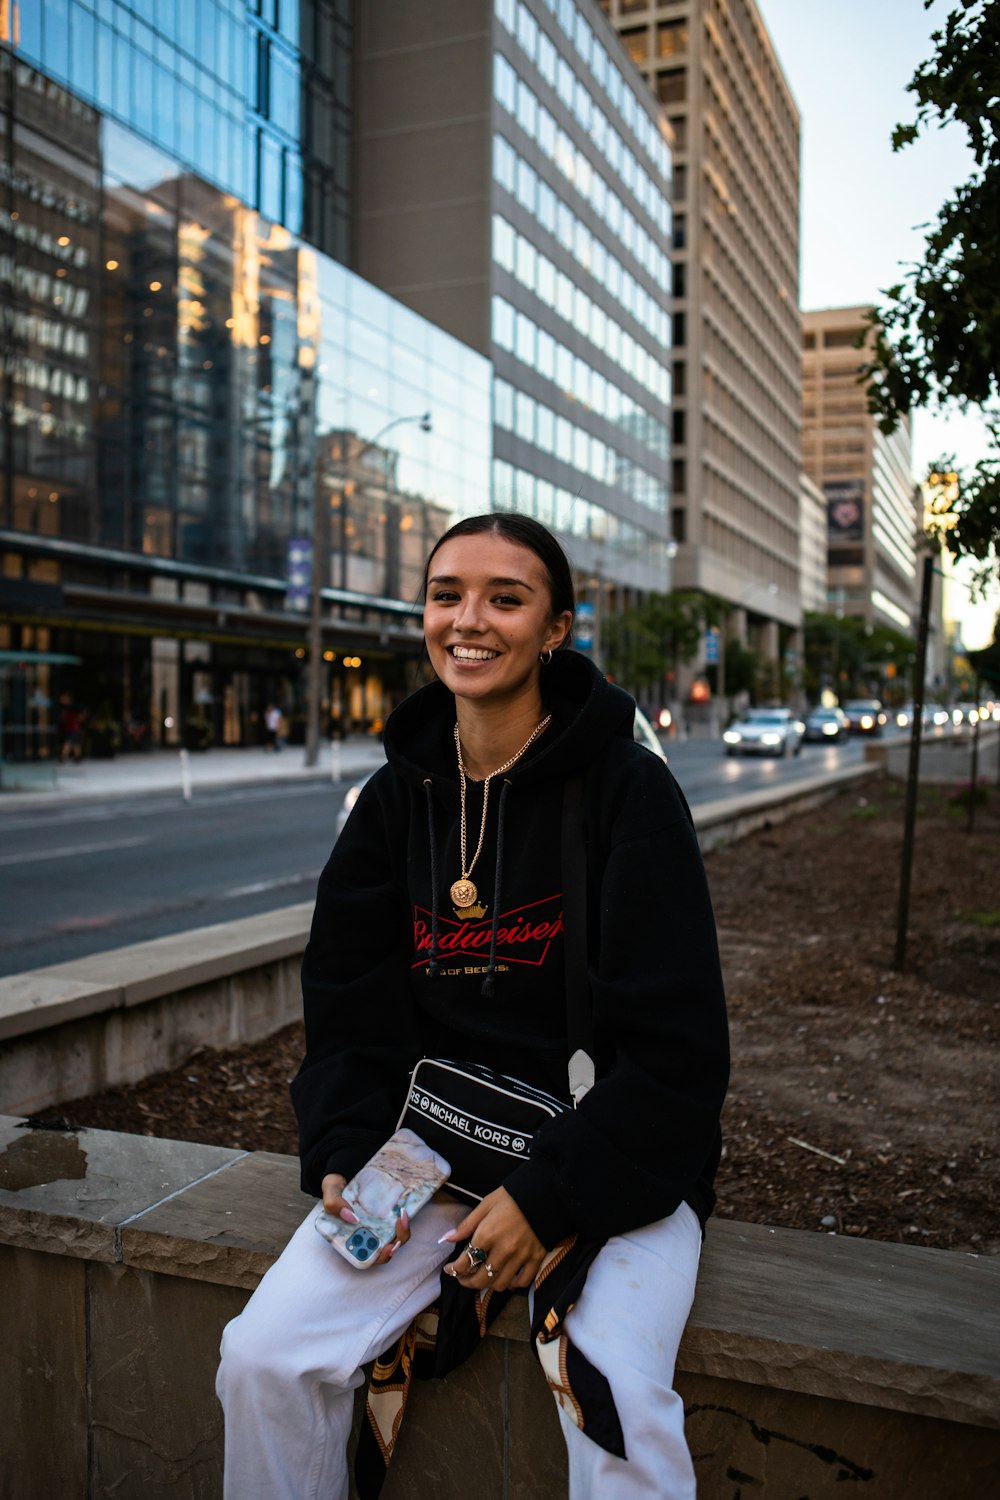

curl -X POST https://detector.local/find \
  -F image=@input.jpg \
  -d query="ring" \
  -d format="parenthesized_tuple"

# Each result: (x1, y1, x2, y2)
(466, 1244, 489, 1268)
(485, 1262, 494, 1279)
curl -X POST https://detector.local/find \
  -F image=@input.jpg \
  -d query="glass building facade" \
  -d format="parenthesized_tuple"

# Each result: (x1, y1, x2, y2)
(1, 45, 491, 751)
(6, 0, 353, 259)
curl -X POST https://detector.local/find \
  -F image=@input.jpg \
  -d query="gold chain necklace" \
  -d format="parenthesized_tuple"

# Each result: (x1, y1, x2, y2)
(450, 714, 552, 910)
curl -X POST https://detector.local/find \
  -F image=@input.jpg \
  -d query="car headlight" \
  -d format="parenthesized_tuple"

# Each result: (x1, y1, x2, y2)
(723, 730, 742, 744)
(896, 713, 908, 726)
(860, 715, 873, 729)
(342, 784, 363, 813)
(822, 722, 838, 735)
(794, 721, 805, 733)
(952, 709, 962, 724)
(969, 710, 979, 724)
(761, 733, 781, 745)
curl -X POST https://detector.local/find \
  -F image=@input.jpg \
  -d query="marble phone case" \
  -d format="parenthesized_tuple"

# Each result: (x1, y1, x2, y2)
(315, 1128, 451, 1269)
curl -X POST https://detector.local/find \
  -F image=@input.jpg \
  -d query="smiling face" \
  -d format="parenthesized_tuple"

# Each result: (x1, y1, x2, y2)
(423, 531, 572, 710)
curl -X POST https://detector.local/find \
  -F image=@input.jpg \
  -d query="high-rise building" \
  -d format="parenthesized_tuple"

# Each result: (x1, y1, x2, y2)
(352, 0, 678, 609)
(600, 0, 803, 690)
(799, 471, 827, 617)
(0, 23, 490, 755)
(802, 306, 919, 633)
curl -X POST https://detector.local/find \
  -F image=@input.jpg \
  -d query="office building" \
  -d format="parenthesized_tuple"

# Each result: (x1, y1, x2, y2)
(799, 471, 827, 616)
(601, 0, 803, 688)
(1, 27, 490, 754)
(802, 307, 919, 633)
(353, 0, 678, 606)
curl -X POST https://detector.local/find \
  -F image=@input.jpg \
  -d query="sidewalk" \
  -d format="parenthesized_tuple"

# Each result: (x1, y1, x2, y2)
(0, 738, 388, 811)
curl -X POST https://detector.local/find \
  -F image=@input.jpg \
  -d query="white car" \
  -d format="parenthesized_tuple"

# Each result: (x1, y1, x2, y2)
(723, 708, 805, 758)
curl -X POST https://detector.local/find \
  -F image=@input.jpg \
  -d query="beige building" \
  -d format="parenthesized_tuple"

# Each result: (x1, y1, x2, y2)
(601, 0, 803, 689)
(802, 306, 919, 633)
(799, 470, 827, 616)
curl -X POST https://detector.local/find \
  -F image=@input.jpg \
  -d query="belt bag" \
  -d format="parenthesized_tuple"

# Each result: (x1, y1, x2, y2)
(400, 1058, 569, 1204)
(399, 775, 595, 1206)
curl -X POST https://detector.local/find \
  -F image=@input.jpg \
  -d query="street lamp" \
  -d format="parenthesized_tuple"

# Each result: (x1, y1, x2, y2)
(304, 412, 431, 766)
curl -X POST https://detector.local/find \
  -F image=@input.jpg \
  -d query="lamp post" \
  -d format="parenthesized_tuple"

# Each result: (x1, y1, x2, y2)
(304, 412, 431, 767)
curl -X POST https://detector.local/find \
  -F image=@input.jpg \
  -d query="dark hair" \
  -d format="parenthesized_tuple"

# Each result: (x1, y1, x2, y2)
(423, 513, 576, 632)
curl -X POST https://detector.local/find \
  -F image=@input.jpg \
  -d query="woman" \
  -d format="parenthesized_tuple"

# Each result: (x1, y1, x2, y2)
(217, 513, 729, 1498)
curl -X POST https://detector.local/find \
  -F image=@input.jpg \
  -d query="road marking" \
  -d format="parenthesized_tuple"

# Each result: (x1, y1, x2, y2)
(223, 871, 320, 898)
(0, 835, 150, 866)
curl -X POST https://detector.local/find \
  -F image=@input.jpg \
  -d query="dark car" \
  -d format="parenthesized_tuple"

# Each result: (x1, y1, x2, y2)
(843, 699, 887, 736)
(803, 707, 850, 743)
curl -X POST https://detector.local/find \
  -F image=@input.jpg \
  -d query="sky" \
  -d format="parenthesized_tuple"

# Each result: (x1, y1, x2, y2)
(756, 0, 998, 647)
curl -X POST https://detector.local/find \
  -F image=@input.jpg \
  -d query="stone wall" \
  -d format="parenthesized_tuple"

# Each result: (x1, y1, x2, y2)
(2, 1116, 998, 1499)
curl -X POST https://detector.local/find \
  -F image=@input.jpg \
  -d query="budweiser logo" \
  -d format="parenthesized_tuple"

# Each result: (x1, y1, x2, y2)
(412, 893, 563, 970)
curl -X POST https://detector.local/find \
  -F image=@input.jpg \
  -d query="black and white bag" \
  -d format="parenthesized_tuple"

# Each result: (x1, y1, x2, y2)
(400, 1058, 569, 1203)
(399, 777, 594, 1204)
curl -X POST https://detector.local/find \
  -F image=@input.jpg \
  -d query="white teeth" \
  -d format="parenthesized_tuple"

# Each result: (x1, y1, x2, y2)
(452, 647, 498, 661)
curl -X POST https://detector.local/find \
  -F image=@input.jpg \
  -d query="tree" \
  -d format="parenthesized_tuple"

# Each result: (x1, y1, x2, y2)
(603, 591, 707, 694)
(862, 1, 1000, 584)
(803, 613, 917, 701)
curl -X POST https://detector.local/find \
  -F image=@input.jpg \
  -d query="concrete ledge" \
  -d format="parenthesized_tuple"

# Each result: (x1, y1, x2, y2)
(0, 903, 313, 1044)
(2, 1117, 998, 1498)
(692, 762, 875, 852)
(0, 906, 311, 1116)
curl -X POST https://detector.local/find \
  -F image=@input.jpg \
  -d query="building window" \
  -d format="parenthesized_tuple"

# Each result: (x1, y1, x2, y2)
(803, 330, 816, 349)
(672, 311, 686, 348)
(656, 69, 686, 106)
(658, 21, 688, 58)
(673, 359, 686, 397)
(672, 460, 686, 497)
(672, 507, 686, 543)
(672, 409, 686, 446)
(673, 164, 687, 203)
(620, 28, 648, 66)
(824, 327, 865, 349)
(673, 261, 686, 299)
(672, 213, 686, 250)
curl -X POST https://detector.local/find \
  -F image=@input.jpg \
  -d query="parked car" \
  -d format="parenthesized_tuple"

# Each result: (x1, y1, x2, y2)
(843, 699, 887, 736)
(723, 708, 805, 757)
(803, 707, 850, 743)
(335, 705, 667, 837)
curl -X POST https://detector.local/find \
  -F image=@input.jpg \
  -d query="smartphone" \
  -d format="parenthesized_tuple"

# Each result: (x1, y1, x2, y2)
(315, 1127, 450, 1270)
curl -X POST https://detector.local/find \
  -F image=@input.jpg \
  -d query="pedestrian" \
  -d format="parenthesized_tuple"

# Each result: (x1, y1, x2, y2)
(264, 702, 282, 752)
(58, 694, 83, 763)
(216, 514, 729, 1499)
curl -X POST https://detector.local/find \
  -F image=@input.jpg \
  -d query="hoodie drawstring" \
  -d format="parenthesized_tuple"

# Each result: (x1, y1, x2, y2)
(481, 778, 512, 1000)
(422, 779, 440, 978)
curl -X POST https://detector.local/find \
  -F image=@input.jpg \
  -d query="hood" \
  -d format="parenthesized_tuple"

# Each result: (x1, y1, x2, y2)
(383, 650, 636, 790)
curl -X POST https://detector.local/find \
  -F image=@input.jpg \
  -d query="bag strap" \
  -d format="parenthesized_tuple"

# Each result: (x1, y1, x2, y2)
(561, 774, 595, 1106)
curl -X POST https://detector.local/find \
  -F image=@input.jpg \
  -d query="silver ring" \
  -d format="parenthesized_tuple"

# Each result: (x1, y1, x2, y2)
(485, 1262, 494, 1279)
(466, 1244, 488, 1268)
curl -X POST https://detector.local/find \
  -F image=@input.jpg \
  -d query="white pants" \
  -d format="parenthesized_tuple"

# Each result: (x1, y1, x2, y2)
(216, 1196, 701, 1500)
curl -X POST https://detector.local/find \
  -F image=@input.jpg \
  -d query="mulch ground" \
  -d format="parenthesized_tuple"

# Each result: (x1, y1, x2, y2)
(50, 774, 999, 1256)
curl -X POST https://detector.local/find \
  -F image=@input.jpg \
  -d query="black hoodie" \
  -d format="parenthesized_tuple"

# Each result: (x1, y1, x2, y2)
(291, 651, 729, 1248)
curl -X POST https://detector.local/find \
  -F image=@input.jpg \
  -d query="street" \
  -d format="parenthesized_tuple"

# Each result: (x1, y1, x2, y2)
(0, 732, 883, 977)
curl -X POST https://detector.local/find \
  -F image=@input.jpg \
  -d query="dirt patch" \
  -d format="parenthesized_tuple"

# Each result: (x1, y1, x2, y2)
(48, 776, 999, 1255)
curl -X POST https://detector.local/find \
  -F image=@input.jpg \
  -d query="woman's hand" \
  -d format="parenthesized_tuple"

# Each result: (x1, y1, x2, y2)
(321, 1172, 411, 1267)
(440, 1187, 545, 1293)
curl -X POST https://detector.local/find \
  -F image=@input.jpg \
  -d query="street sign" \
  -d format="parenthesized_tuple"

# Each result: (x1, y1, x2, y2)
(704, 626, 719, 664)
(286, 536, 313, 612)
(575, 600, 595, 649)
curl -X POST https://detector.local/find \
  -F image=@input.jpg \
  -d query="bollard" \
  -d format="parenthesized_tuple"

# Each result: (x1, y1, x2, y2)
(330, 738, 341, 784)
(179, 747, 192, 803)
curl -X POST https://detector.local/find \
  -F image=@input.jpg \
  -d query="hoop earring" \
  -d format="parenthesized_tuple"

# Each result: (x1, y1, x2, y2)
(540, 649, 553, 665)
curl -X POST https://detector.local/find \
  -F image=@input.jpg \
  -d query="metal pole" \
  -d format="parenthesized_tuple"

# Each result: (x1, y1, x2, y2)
(894, 552, 934, 971)
(304, 489, 329, 768)
(968, 672, 981, 834)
